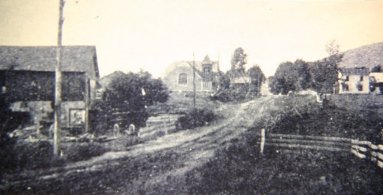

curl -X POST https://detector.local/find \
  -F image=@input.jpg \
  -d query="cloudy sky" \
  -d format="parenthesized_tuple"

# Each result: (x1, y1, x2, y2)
(1, 0, 383, 78)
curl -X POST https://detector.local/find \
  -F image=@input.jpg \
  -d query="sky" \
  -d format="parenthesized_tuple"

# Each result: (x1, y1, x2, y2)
(0, 0, 383, 78)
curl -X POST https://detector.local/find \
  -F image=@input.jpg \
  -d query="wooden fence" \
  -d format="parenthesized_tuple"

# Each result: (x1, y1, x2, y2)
(260, 130, 383, 169)
(351, 139, 383, 169)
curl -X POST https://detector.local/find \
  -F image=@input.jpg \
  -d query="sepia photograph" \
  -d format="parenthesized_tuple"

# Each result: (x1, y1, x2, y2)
(0, 0, 383, 194)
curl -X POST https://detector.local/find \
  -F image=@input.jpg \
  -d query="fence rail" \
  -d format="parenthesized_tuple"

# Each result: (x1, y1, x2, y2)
(261, 132, 383, 169)
(350, 139, 383, 168)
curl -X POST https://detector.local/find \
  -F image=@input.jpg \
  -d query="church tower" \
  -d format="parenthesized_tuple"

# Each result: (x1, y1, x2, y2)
(202, 55, 213, 75)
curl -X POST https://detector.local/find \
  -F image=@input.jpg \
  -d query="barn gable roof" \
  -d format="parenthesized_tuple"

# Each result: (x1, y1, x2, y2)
(0, 45, 99, 79)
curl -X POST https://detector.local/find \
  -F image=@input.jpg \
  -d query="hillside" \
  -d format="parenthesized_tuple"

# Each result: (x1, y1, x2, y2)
(338, 42, 383, 69)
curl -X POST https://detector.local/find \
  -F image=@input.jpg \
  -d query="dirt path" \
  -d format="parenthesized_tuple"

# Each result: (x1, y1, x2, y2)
(1, 96, 317, 194)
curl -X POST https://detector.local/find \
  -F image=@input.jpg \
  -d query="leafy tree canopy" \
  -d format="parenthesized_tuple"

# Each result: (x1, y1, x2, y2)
(310, 54, 342, 94)
(269, 59, 311, 95)
(92, 71, 169, 129)
(231, 47, 247, 70)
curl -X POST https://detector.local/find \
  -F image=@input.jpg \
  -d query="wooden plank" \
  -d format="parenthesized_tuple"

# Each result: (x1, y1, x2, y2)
(378, 152, 383, 161)
(351, 148, 367, 159)
(270, 133, 351, 142)
(351, 139, 371, 145)
(264, 142, 348, 152)
(268, 138, 351, 148)
(369, 143, 378, 150)
(351, 145, 368, 152)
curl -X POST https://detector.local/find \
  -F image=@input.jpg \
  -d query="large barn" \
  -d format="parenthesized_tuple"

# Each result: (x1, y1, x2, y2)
(0, 45, 100, 130)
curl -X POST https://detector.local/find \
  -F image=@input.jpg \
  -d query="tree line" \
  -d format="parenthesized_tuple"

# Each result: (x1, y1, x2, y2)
(269, 54, 342, 95)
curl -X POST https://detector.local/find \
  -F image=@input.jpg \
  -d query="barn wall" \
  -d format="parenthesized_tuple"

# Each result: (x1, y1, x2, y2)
(1, 70, 86, 102)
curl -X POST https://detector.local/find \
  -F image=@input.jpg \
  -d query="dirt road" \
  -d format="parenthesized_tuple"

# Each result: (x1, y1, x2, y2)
(1, 96, 317, 194)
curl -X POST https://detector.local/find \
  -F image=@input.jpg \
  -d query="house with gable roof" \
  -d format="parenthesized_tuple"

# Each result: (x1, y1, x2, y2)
(163, 55, 221, 93)
(336, 42, 383, 94)
(0, 45, 100, 129)
(337, 67, 370, 94)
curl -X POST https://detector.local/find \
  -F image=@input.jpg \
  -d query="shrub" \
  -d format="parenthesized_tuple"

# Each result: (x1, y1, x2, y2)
(175, 108, 217, 130)
(0, 141, 64, 172)
(64, 143, 109, 162)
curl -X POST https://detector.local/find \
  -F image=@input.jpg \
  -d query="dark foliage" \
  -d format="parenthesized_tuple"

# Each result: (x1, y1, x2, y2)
(90, 71, 170, 133)
(65, 143, 109, 162)
(175, 108, 217, 130)
(269, 60, 311, 95)
(231, 47, 247, 70)
(0, 141, 64, 173)
(269, 55, 342, 95)
(0, 96, 30, 144)
(272, 105, 383, 143)
(247, 65, 266, 95)
(212, 65, 265, 102)
(371, 65, 381, 73)
(0, 141, 109, 174)
(310, 54, 342, 94)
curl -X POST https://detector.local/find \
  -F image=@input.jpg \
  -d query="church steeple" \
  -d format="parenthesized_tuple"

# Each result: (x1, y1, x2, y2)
(202, 55, 212, 74)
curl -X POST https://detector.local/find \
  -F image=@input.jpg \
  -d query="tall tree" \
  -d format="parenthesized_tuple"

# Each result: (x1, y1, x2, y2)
(269, 60, 311, 95)
(326, 40, 340, 56)
(247, 65, 266, 94)
(231, 47, 247, 71)
(310, 54, 342, 94)
(101, 71, 169, 128)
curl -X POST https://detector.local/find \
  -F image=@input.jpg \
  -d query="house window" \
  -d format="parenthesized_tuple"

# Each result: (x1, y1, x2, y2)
(360, 76, 363, 81)
(203, 67, 211, 73)
(345, 76, 349, 81)
(179, 73, 187, 85)
(356, 82, 363, 91)
(341, 83, 349, 91)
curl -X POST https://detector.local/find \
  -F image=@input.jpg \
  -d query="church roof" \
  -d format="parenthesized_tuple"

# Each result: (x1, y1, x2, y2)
(202, 55, 212, 65)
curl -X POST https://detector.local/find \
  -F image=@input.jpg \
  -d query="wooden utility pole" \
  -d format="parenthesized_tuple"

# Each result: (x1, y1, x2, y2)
(84, 76, 90, 133)
(54, 0, 65, 156)
(193, 52, 196, 110)
(193, 52, 196, 127)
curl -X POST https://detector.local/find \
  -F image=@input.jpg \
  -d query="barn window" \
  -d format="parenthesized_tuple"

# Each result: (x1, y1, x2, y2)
(179, 73, 187, 85)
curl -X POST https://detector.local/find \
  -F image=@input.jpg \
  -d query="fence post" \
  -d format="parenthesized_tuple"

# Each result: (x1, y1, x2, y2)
(260, 128, 265, 154)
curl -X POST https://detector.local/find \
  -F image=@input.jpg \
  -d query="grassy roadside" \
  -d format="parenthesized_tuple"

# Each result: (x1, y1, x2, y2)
(185, 95, 383, 194)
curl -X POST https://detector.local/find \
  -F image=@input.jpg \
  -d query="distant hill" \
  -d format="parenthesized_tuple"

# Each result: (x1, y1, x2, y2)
(338, 42, 383, 69)
(99, 71, 125, 88)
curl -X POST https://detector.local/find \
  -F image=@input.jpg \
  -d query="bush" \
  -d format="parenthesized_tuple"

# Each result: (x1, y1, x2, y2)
(0, 141, 109, 174)
(0, 141, 64, 172)
(175, 108, 217, 130)
(64, 143, 109, 162)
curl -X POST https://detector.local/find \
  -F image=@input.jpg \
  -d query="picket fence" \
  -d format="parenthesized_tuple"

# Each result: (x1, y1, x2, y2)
(260, 129, 383, 169)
